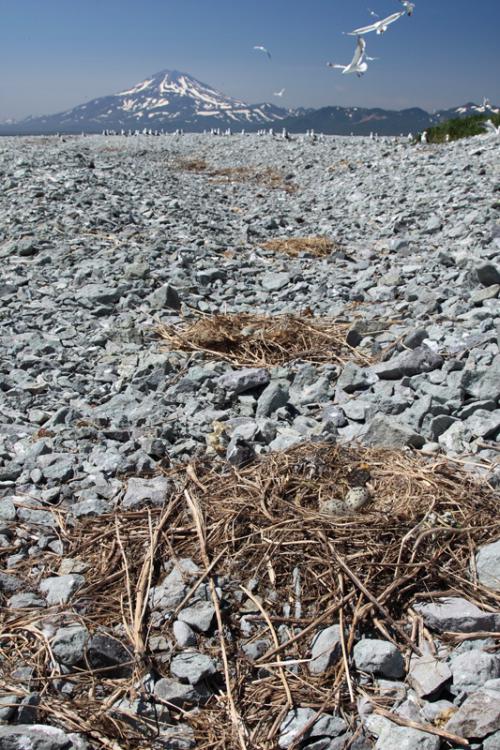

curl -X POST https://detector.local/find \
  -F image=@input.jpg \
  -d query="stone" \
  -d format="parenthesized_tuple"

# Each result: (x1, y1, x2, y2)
(413, 598, 500, 633)
(71, 498, 111, 518)
(336, 363, 378, 394)
(173, 620, 197, 647)
(450, 651, 500, 695)
(370, 717, 440, 750)
(309, 625, 343, 675)
(465, 409, 500, 439)
(0, 725, 81, 750)
(353, 640, 404, 679)
(170, 652, 216, 685)
(122, 476, 170, 509)
(484, 732, 500, 750)
(154, 678, 200, 707)
(261, 272, 291, 291)
(217, 368, 270, 395)
(0, 571, 23, 593)
(476, 540, 500, 590)
(408, 655, 452, 697)
(361, 415, 424, 449)
(477, 263, 500, 286)
(177, 601, 215, 633)
(147, 283, 181, 310)
(149, 559, 200, 611)
(51, 624, 89, 666)
(0, 498, 16, 521)
(371, 346, 443, 380)
(39, 575, 85, 605)
(256, 382, 289, 417)
(7, 593, 46, 609)
(462, 357, 500, 401)
(87, 634, 133, 678)
(278, 708, 347, 749)
(446, 687, 500, 738)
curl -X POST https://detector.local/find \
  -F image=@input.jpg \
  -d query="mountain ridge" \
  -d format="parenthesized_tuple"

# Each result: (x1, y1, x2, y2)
(1, 68, 498, 136)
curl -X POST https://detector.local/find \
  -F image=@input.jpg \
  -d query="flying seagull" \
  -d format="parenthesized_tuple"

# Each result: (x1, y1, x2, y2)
(400, 0, 415, 15)
(347, 10, 405, 35)
(254, 45, 271, 59)
(368, 8, 379, 17)
(273, 88, 286, 97)
(327, 36, 370, 77)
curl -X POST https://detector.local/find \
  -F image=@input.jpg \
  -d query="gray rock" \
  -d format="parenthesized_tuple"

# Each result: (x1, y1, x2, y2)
(370, 717, 440, 750)
(484, 731, 500, 750)
(462, 357, 500, 401)
(170, 652, 216, 685)
(177, 601, 215, 633)
(446, 687, 500, 738)
(147, 283, 181, 310)
(172, 620, 197, 648)
(51, 624, 89, 666)
(154, 677, 200, 707)
(149, 559, 200, 611)
(256, 382, 289, 417)
(408, 655, 452, 697)
(361, 415, 425, 449)
(87, 634, 133, 679)
(309, 625, 343, 675)
(242, 639, 270, 661)
(217, 367, 270, 395)
(0, 572, 23, 593)
(122, 476, 171, 509)
(71, 498, 111, 518)
(0, 694, 20, 722)
(353, 640, 404, 679)
(450, 651, 500, 695)
(7, 593, 46, 609)
(465, 409, 500, 439)
(156, 723, 195, 750)
(414, 597, 500, 633)
(39, 575, 85, 605)
(372, 346, 443, 380)
(477, 263, 500, 286)
(0, 498, 16, 521)
(279, 708, 347, 749)
(336, 363, 378, 394)
(0, 725, 82, 750)
(261, 272, 291, 291)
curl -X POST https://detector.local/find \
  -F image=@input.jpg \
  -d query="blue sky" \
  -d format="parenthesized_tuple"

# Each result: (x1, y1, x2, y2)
(1, 0, 499, 119)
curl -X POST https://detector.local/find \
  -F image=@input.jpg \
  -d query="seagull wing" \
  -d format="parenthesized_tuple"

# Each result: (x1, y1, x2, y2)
(347, 20, 379, 35)
(350, 36, 367, 67)
(327, 63, 346, 70)
(382, 11, 406, 26)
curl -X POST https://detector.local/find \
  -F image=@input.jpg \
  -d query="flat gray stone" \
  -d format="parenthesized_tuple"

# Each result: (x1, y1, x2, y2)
(371, 717, 440, 750)
(414, 597, 500, 633)
(7, 592, 46, 609)
(371, 346, 443, 380)
(0, 572, 23, 593)
(177, 601, 215, 633)
(336, 362, 378, 394)
(39, 575, 85, 605)
(408, 655, 452, 697)
(154, 677, 200, 707)
(173, 620, 197, 647)
(446, 687, 500, 738)
(170, 652, 216, 685)
(353, 639, 404, 679)
(477, 263, 500, 286)
(149, 559, 200, 611)
(279, 708, 347, 749)
(450, 651, 500, 695)
(217, 367, 270, 395)
(122, 476, 170, 509)
(51, 624, 89, 666)
(0, 497, 16, 521)
(256, 382, 289, 417)
(476, 540, 500, 591)
(484, 731, 500, 750)
(309, 625, 342, 675)
(0, 725, 79, 750)
(261, 272, 291, 291)
(361, 415, 424, 449)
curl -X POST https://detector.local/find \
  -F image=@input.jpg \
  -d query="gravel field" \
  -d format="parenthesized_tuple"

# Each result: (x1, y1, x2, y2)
(0, 132, 499, 750)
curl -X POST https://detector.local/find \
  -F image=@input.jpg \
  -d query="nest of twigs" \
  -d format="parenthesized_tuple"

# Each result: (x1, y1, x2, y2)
(1, 445, 499, 749)
(157, 313, 371, 367)
(177, 159, 297, 193)
(260, 237, 339, 258)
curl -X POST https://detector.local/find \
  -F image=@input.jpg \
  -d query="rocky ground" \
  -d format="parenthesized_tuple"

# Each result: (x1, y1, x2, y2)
(0, 131, 499, 750)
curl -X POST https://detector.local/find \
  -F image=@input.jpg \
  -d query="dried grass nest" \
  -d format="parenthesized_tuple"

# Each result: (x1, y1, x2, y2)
(157, 312, 372, 368)
(176, 158, 297, 193)
(259, 236, 340, 258)
(1, 444, 499, 750)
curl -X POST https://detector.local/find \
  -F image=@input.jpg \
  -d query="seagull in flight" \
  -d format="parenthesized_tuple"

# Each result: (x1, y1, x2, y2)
(400, 0, 415, 15)
(347, 10, 405, 35)
(368, 8, 379, 17)
(254, 45, 271, 60)
(327, 36, 370, 77)
(273, 88, 286, 97)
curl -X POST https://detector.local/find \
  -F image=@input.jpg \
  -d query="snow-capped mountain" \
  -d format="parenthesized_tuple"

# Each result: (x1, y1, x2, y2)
(1, 70, 291, 134)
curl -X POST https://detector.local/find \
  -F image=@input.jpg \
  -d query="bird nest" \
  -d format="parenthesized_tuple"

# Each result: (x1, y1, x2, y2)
(176, 159, 297, 193)
(1, 444, 499, 750)
(157, 313, 371, 367)
(259, 237, 340, 258)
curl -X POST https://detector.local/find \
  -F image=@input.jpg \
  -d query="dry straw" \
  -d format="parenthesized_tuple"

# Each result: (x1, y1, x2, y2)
(177, 158, 297, 193)
(260, 236, 339, 258)
(1, 444, 499, 749)
(157, 312, 371, 367)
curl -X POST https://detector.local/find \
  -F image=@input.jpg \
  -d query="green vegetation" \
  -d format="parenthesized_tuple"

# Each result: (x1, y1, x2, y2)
(422, 113, 500, 144)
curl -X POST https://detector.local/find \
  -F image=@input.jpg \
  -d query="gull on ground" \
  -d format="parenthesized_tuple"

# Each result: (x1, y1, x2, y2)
(254, 45, 271, 59)
(347, 10, 405, 35)
(400, 1, 415, 16)
(273, 88, 286, 97)
(327, 36, 370, 77)
(484, 119, 500, 135)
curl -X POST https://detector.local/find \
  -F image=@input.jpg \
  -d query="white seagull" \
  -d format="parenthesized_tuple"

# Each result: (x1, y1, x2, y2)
(368, 8, 379, 17)
(327, 36, 370, 77)
(347, 10, 405, 35)
(484, 119, 500, 135)
(273, 88, 286, 97)
(254, 45, 271, 60)
(400, 0, 415, 15)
